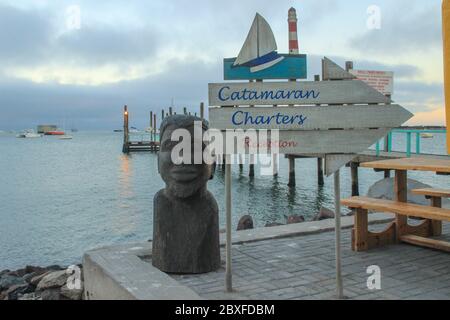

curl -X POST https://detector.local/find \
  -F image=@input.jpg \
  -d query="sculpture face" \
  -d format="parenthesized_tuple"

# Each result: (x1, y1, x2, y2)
(158, 121, 211, 199)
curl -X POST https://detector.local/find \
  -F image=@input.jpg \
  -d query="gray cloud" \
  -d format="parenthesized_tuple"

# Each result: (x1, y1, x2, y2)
(0, 58, 220, 130)
(55, 25, 160, 65)
(349, 2, 442, 55)
(0, 3, 161, 69)
(0, 4, 52, 65)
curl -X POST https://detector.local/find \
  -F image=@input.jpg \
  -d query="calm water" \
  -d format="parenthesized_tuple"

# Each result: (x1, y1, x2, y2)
(0, 131, 448, 270)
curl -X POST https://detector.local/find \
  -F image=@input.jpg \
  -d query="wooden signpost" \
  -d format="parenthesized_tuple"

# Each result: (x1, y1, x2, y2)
(208, 11, 413, 299)
(209, 80, 391, 106)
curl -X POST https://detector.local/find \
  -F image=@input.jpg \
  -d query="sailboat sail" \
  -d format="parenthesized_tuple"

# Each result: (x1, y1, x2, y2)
(233, 13, 284, 72)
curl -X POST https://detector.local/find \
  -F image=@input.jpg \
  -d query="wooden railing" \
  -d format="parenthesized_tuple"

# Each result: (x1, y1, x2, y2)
(375, 129, 447, 157)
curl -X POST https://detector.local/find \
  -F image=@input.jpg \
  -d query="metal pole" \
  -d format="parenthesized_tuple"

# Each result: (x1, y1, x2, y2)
(334, 169, 344, 299)
(225, 154, 232, 292)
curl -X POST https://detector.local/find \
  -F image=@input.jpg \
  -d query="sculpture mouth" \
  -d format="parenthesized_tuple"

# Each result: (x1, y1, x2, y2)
(171, 167, 200, 182)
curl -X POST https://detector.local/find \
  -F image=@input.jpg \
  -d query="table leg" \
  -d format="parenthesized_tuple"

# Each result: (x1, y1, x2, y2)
(430, 196, 443, 236)
(394, 170, 408, 242)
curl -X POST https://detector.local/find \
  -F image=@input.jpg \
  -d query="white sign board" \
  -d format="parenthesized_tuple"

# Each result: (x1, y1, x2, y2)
(349, 69, 394, 96)
(209, 105, 412, 131)
(208, 81, 391, 106)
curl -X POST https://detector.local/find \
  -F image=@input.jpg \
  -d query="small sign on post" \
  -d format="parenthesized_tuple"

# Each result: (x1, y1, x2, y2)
(349, 69, 394, 96)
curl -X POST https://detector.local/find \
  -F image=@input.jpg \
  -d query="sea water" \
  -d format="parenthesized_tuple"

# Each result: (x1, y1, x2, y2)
(0, 131, 448, 270)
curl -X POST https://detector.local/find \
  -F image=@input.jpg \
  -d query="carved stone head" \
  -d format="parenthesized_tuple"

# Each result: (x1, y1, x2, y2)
(158, 115, 212, 199)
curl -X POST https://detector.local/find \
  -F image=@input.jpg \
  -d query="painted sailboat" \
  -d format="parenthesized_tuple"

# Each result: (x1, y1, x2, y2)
(233, 13, 284, 73)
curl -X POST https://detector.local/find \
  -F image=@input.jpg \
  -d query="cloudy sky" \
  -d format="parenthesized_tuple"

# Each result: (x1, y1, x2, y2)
(0, 0, 445, 130)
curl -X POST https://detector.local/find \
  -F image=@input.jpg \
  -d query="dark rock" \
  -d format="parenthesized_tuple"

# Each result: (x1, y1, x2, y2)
(313, 207, 335, 221)
(367, 178, 450, 207)
(286, 215, 305, 224)
(45, 265, 65, 271)
(0, 274, 26, 291)
(0, 291, 6, 300)
(0, 270, 10, 277)
(25, 265, 47, 274)
(40, 288, 61, 300)
(4, 284, 34, 300)
(265, 222, 284, 227)
(23, 268, 48, 284)
(152, 115, 220, 274)
(30, 272, 50, 286)
(37, 270, 69, 290)
(18, 292, 40, 300)
(60, 282, 84, 300)
(344, 210, 355, 217)
(237, 215, 254, 231)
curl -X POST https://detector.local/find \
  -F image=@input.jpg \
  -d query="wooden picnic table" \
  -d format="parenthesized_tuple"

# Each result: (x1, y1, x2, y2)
(360, 157, 450, 249)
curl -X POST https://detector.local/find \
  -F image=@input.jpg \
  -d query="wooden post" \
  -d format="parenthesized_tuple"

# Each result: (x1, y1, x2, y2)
(122, 105, 129, 153)
(443, 0, 450, 154)
(288, 156, 296, 187)
(248, 80, 257, 177)
(317, 157, 324, 186)
(350, 162, 359, 196)
(153, 113, 157, 144)
(161, 109, 165, 121)
(345, 61, 353, 72)
(169, 107, 173, 116)
(334, 169, 344, 299)
(394, 170, 408, 241)
(200, 102, 205, 120)
(430, 196, 443, 236)
(150, 111, 153, 142)
(249, 155, 255, 177)
(225, 154, 232, 292)
(183, 107, 187, 115)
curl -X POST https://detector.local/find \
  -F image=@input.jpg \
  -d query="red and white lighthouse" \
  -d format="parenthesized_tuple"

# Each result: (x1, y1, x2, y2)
(288, 7, 299, 54)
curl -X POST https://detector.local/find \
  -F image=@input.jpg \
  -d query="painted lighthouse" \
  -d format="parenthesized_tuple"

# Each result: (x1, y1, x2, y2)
(224, 8, 307, 80)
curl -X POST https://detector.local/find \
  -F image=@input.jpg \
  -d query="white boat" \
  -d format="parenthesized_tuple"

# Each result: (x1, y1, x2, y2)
(420, 133, 434, 139)
(233, 13, 284, 73)
(59, 135, 73, 140)
(16, 129, 42, 138)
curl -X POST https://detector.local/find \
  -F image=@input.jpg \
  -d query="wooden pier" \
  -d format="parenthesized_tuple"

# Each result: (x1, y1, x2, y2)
(121, 103, 205, 153)
(122, 105, 160, 153)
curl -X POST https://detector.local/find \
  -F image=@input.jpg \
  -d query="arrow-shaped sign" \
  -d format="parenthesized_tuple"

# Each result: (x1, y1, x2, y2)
(208, 79, 391, 106)
(322, 57, 356, 81)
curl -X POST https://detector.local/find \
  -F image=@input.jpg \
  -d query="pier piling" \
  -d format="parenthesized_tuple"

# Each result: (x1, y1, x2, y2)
(288, 156, 296, 187)
(317, 157, 324, 186)
(122, 105, 129, 153)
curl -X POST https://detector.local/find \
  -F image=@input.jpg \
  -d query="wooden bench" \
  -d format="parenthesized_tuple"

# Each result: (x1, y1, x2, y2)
(341, 196, 450, 252)
(411, 188, 450, 237)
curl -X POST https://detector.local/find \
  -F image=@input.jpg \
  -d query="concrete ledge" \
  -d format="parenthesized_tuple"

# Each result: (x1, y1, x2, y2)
(83, 243, 202, 300)
(83, 212, 394, 300)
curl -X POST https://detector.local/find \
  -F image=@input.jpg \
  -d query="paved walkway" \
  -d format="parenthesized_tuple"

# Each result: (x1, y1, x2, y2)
(171, 222, 450, 300)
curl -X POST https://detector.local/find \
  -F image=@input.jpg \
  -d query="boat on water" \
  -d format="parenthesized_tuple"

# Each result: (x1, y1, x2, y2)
(233, 13, 284, 73)
(16, 129, 42, 138)
(421, 133, 434, 139)
(45, 130, 65, 136)
(59, 135, 73, 140)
